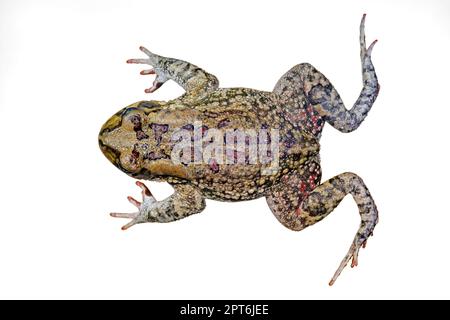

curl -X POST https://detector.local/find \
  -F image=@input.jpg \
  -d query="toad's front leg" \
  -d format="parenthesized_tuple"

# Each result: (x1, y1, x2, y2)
(127, 46, 219, 99)
(110, 181, 205, 230)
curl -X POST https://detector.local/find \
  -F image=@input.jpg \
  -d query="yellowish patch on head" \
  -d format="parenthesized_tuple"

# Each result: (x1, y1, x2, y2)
(101, 114, 122, 132)
(145, 160, 190, 179)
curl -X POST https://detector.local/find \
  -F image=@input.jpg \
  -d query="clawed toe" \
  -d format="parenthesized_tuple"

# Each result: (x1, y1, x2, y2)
(367, 39, 377, 56)
(351, 246, 360, 268)
(139, 46, 153, 57)
(110, 212, 138, 219)
(362, 240, 367, 249)
(127, 46, 167, 94)
(329, 236, 371, 286)
(110, 211, 144, 230)
(360, 14, 377, 59)
(120, 219, 140, 231)
(110, 181, 156, 230)
(140, 69, 155, 75)
(127, 196, 141, 208)
(126, 58, 149, 64)
(144, 81, 163, 94)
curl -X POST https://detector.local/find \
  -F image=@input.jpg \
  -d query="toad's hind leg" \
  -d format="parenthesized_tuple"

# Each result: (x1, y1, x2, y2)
(266, 170, 378, 285)
(273, 14, 379, 136)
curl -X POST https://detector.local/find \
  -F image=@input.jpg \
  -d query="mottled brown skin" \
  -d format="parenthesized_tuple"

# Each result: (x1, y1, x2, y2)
(99, 15, 380, 285)
(100, 89, 319, 201)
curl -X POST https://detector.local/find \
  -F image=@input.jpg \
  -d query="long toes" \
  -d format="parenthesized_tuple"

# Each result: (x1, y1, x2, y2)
(351, 250, 360, 268)
(110, 212, 138, 219)
(329, 251, 353, 286)
(127, 196, 141, 208)
(139, 46, 153, 57)
(360, 14, 367, 49)
(136, 181, 151, 194)
(121, 219, 139, 231)
(140, 69, 155, 75)
(144, 87, 157, 94)
(367, 39, 377, 56)
(329, 240, 366, 286)
(126, 58, 149, 64)
(362, 239, 368, 248)
(136, 181, 154, 200)
(144, 81, 163, 94)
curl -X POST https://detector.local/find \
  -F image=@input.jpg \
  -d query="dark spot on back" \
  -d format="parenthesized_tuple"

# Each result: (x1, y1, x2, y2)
(201, 125, 208, 136)
(181, 124, 194, 131)
(217, 119, 230, 128)
(284, 133, 297, 148)
(129, 114, 149, 140)
(150, 123, 169, 146)
(138, 101, 159, 109)
(209, 159, 219, 173)
(136, 131, 149, 140)
(130, 144, 140, 164)
(143, 150, 169, 161)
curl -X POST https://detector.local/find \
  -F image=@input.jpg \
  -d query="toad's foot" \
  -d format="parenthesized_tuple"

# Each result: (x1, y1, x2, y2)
(329, 228, 376, 286)
(110, 181, 157, 230)
(110, 182, 206, 230)
(127, 46, 170, 93)
(360, 14, 377, 63)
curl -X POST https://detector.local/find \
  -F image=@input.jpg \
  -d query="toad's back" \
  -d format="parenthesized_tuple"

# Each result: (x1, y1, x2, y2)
(99, 88, 320, 201)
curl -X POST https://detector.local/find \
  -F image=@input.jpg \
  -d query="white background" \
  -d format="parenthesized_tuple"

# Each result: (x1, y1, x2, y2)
(1, 0, 449, 299)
